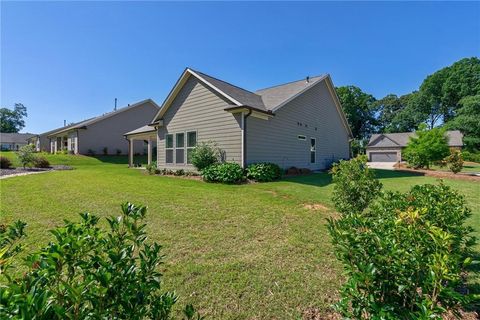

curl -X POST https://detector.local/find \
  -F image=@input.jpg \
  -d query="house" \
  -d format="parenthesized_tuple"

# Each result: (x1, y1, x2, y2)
(366, 130, 464, 162)
(27, 128, 63, 152)
(0, 132, 36, 151)
(46, 99, 159, 155)
(125, 68, 352, 170)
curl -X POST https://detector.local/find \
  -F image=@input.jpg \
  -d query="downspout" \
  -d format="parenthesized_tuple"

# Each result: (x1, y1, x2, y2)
(243, 109, 252, 168)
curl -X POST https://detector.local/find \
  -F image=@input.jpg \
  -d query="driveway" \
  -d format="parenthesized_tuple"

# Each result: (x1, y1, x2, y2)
(367, 162, 396, 170)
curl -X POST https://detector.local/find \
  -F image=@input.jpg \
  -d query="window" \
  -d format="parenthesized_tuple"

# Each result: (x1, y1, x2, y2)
(175, 133, 185, 164)
(165, 134, 173, 163)
(310, 138, 316, 163)
(186, 131, 197, 164)
(298, 135, 306, 141)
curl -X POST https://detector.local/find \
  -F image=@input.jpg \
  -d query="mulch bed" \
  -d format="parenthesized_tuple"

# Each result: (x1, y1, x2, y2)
(0, 165, 73, 178)
(395, 164, 480, 182)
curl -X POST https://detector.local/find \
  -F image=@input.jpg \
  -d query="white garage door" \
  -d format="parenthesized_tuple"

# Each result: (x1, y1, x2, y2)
(370, 152, 398, 162)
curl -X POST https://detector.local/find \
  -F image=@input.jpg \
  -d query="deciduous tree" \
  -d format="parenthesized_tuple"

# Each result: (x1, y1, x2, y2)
(0, 103, 27, 133)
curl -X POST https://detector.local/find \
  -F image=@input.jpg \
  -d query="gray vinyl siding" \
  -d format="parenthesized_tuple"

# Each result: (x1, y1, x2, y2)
(157, 76, 242, 169)
(246, 80, 350, 170)
(77, 102, 158, 155)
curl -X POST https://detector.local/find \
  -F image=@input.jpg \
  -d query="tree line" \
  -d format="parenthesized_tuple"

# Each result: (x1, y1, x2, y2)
(336, 57, 480, 152)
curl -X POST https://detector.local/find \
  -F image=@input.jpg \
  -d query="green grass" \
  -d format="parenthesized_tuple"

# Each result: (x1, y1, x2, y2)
(431, 161, 480, 173)
(1, 151, 479, 319)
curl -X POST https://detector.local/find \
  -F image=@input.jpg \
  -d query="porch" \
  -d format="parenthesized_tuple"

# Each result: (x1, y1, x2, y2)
(124, 125, 157, 167)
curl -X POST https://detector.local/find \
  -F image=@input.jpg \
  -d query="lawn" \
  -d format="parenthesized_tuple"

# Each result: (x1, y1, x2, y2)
(1, 151, 479, 319)
(431, 161, 480, 173)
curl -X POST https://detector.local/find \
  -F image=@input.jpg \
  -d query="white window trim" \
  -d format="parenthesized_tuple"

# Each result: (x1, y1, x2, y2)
(165, 133, 174, 164)
(165, 131, 197, 166)
(175, 132, 186, 165)
(310, 137, 316, 164)
(186, 130, 197, 165)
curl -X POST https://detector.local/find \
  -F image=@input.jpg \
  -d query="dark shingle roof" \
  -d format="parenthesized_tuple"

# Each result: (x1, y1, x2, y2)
(0, 132, 36, 143)
(192, 69, 266, 110)
(256, 76, 326, 111)
(368, 130, 464, 147)
(192, 69, 327, 112)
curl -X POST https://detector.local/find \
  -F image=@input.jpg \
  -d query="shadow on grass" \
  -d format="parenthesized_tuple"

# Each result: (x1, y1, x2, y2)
(282, 169, 425, 188)
(92, 155, 152, 165)
(372, 169, 425, 179)
(282, 172, 332, 187)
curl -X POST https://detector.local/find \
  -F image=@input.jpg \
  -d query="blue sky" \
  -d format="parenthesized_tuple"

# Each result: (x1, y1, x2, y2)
(2, 1, 479, 133)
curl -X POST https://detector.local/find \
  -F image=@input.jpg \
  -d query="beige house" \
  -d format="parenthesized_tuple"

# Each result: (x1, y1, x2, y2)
(366, 130, 464, 162)
(126, 68, 352, 170)
(0, 133, 35, 151)
(47, 99, 159, 155)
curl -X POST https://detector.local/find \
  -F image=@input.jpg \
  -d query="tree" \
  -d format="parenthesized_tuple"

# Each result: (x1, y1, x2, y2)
(417, 57, 480, 128)
(335, 86, 377, 140)
(375, 93, 424, 132)
(403, 125, 450, 169)
(16, 144, 36, 168)
(444, 95, 480, 150)
(0, 103, 27, 133)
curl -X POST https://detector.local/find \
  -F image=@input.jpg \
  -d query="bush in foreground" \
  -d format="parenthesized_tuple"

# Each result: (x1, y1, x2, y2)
(16, 144, 36, 168)
(0, 156, 12, 169)
(246, 163, 282, 182)
(331, 155, 382, 215)
(0, 203, 202, 320)
(202, 162, 244, 184)
(328, 158, 476, 319)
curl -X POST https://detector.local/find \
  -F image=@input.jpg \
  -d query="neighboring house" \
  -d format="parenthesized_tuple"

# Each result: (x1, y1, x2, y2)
(0, 132, 35, 151)
(126, 68, 352, 170)
(27, 128, 63, 152)
(46, 99, 159, 155)
(366, 130, 464, 162)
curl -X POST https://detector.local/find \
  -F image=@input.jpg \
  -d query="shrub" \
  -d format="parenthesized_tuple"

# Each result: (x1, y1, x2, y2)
(32, 156, 50, 168)
(87, 149, 96, 156)
(246, 163, 282, 182)
(102, 146, 108, 155)
(331, 155, 382, 215)
(461, 150, 480, 163)
(403, 126, 450, 169)
(16, 144, 36, 168)
(328, 159, 476, 319)
(445, 150, 463, 174)
(174, 169, 185, 176)
(190, 142, 220, 171)
(0, 156, 12, 169)
(116, 148, 122, 155)
(202, 162, 244, 184)
(146, 161, 157, 175)
(0, 220, 27, 273)
(0, 203, 202, 320)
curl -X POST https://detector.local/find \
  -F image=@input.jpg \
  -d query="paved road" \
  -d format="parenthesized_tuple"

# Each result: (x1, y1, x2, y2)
(367, 162, 396, 170)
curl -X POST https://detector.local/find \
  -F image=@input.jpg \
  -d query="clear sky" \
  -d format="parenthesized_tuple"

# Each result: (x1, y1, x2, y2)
(1, 1, 479, 133)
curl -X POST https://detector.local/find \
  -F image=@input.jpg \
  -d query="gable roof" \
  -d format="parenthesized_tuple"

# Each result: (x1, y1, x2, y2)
(152, 68, 353, 137)
(255, 75, 327, 111)
(368, 130, 464, 147)
(46, 99, 160, 137)
(0, 132, 36, 143)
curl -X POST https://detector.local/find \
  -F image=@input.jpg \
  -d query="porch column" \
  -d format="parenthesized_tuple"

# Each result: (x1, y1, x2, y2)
(54, 139, 58, 153)
(147, 139, 152, 165)
(128, 139, 134, 167)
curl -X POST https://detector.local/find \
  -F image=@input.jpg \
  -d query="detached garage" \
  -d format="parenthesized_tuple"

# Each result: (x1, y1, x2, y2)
(366, 131, 464, 163)
(369, 151, 398, 162)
